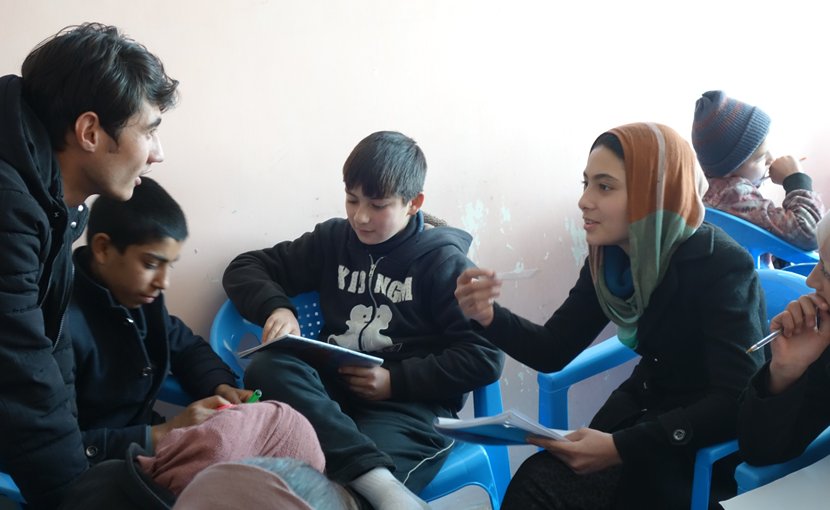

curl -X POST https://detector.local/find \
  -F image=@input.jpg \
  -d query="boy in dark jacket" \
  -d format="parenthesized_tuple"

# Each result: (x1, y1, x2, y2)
(223, 131, 504, 510)
(0, 23, 177, 509)
(69, 177, 250, 462)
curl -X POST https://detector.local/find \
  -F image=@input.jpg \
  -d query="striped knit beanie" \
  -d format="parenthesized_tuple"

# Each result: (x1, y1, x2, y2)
(691, 90, 771, 178)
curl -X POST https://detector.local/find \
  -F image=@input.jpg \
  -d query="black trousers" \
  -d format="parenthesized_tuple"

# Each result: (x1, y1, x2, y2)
(244, 351, 453, 493)
(502, 448, 736, 510)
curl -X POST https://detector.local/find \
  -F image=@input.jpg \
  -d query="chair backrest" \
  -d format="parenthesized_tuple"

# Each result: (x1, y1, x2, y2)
(704, 207, 819, 268)
(757, 268, 811, 330)
(781, 262, 816, 277)
(292, 291, 323, 338)
(209, 300, 264, 383)
(209, 292, 323, 383)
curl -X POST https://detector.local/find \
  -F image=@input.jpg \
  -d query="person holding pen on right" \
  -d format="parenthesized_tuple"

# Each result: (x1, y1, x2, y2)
(738, 214, 830, 466)
(455, 122, 765, 509)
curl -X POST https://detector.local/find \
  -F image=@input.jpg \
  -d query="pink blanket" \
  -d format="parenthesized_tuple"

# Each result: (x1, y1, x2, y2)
(137, 401, 325, 495)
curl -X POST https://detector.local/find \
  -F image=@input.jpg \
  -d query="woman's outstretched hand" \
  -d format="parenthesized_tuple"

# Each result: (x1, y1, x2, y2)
(455, 268, 502, 327)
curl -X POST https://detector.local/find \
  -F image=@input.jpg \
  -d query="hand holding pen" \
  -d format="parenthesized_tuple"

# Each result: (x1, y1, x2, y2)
(763, 293, 830, 394)
(455, 267, 540, 327)
(745, 329, 782, 354)
(215, 389, 262, 411)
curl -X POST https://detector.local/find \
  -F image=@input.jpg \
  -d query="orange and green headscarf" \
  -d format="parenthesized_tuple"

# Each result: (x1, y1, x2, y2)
(588, 122, 708, 348)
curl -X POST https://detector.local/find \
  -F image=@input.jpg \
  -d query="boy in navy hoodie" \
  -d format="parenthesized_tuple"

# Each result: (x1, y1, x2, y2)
(223, 131, 504, 510)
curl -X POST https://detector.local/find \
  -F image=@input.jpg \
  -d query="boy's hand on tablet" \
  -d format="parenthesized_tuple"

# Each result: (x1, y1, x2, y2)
(262, 307, 301, 343)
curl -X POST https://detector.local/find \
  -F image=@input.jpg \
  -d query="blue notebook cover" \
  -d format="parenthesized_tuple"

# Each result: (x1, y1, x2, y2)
(238, 334, 383, 370)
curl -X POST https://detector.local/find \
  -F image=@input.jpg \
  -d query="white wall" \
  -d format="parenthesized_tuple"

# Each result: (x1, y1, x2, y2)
(4, 0, 828, 473)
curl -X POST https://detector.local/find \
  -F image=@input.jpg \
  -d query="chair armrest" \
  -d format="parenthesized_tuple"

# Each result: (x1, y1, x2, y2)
(537, 337, 638, 429)
(735, 426, 830, 494)
(157, 375, 192, 407)
(0, 471, 23, 503)
(691, 440, 739, 510)
(537, 337, 638, 392)
(473, 380, 505, 418)
(471, 380, 510, 501)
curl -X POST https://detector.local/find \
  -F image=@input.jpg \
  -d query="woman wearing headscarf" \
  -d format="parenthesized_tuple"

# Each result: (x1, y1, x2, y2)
(455, 122, 765, 509)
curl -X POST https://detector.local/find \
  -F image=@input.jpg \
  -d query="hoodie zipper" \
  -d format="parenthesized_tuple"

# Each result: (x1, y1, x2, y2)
(357, 254, 384, 351)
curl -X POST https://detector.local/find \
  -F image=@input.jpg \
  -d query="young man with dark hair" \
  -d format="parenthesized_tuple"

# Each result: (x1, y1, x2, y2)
(0, 23, 177, 509)
(224, 131, 504, 510)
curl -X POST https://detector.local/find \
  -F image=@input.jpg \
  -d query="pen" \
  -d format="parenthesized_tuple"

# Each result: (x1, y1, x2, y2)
(246, 389, 262, 403)
(746, 330, 782, 354)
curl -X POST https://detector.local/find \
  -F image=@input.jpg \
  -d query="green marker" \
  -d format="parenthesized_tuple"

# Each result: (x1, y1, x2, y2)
(246, 389, 262, 404)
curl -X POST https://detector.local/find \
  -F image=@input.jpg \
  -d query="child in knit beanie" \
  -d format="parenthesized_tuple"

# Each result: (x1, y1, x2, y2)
(692, 90, 824, 251)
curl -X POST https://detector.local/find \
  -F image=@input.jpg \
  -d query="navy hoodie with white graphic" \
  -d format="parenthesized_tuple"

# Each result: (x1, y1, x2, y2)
(223, 212, 504, 410)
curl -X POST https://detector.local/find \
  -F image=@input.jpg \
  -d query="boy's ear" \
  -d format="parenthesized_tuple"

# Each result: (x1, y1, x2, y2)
(89, 232, 114, 264)
(408, 192, 425, 215)
(72, 111, 102, 153)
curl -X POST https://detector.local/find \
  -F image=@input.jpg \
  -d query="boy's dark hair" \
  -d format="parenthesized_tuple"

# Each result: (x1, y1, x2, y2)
(591, 132, 625, 160)
(86, 177, 188, 251)
(342, 131, 426, 201)
(21, 22, 179, 151)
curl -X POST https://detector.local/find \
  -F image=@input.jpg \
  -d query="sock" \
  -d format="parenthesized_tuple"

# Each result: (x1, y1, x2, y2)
(349, 468, 430, 510)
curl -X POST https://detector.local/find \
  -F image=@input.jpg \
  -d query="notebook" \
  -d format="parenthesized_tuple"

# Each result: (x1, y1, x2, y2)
(238, 334, 383, 370)
(434, 409, 571, 446)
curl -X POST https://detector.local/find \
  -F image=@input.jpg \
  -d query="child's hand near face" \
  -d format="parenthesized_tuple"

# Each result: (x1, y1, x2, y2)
(262, 307, 301, 343)
(339, 365, 391, 400)
(768, 155, 803, 185)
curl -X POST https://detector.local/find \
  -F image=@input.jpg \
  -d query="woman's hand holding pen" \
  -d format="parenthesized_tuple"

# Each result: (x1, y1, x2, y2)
(528, 428, 621, 475)
(151, 395, 230, 445)
(262, 307, 301, 343)
(455, 268, 502, 327)
(768, 293, 830, 394)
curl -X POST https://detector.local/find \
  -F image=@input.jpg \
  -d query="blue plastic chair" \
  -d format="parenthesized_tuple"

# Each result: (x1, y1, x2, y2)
(704, 207, 819, 269)
(210, 294, 511, 508)
(536, 268, 810, 510)
(781, 262, 817, 277)
(0, 471, 23, 508)
(735, 426, 830, 494)
(157, 373, 192, 406)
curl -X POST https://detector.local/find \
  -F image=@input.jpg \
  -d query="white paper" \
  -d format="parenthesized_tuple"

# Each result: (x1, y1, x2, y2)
(434, 409, 572, 445)
(721, 454, 830, 510)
